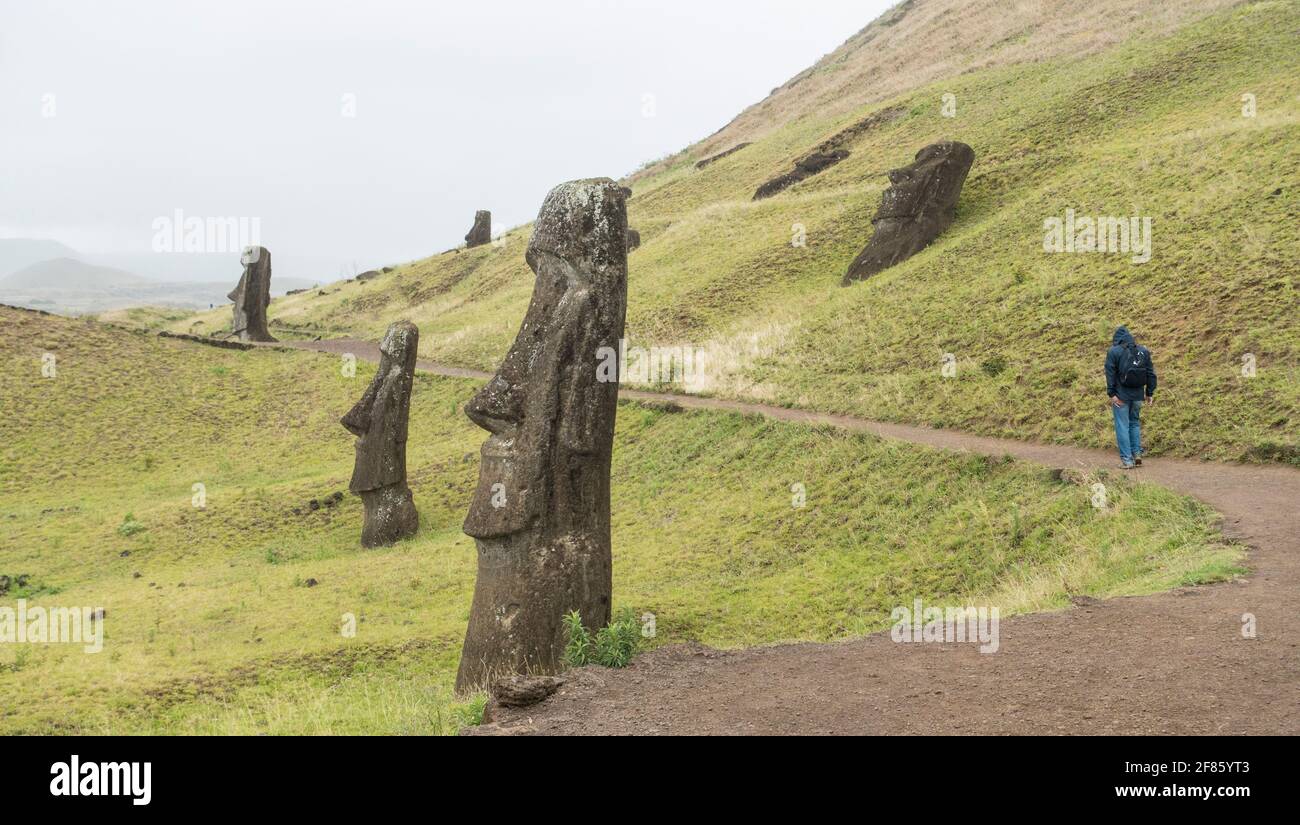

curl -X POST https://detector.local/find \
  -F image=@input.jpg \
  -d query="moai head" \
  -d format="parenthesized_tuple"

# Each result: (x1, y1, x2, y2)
(465, 210, 492, 248)
(461, 179, 628, 541)
(341, 320, 419, 494)
(876, 142, 975, 221)
(455, 179, 628, 692)
(228, 245, 276, 341)
(842, 141, 974, 285)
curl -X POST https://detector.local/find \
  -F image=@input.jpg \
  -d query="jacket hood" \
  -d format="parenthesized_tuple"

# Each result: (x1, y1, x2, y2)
(1112, 326, 1135, 347)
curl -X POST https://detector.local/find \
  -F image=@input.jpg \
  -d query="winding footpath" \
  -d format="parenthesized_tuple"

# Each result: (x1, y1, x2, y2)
(271, 337, 1299, 734)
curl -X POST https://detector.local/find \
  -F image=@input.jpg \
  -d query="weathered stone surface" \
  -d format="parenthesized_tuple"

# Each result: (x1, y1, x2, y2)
(465, 210, 492, 248)
(842, 141, 975, 285)
(491, 674, 564, 708)
(455, 178, 628, 693)
(626, 228, 641, 251)
(340, 321, 420, 547)
(751, 104, 906, 201)
(753, 150, 848, 200)
(695, 142, 750, 169)
(228, 246, 276, 342)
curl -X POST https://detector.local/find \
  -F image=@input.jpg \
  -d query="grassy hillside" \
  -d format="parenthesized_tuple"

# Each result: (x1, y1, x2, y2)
(172, 1, 1300, 463)
(1, 307, 1241, 733)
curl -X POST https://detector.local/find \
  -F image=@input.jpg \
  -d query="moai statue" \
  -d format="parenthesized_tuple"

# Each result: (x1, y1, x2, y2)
(842, 141, 975, 285)
(626, 227, 641, 251)
(465, 210, 492, 248)
(455, 179, 628, 692)
(228, 246, 276, 342)
(340, 320, 420, 548)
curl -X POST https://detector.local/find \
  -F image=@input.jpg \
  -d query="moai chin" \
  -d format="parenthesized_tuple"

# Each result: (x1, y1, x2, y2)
(465, 210, 492, 248)
(455, 179, 628, 693)
(228, 246, 277, 342)
(842, 141, 975, 285)
(340, 320, 420, 548)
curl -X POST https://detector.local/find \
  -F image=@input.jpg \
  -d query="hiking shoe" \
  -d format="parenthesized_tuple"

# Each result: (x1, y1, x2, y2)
(1120, 461, 1136, 470)
(1133, 456, 1143, 466)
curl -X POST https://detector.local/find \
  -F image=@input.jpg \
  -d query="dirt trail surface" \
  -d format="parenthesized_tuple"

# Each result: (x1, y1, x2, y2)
(266, 338, 1299, 735)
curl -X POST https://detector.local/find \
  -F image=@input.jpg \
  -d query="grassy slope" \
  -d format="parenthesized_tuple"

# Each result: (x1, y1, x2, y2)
(171, 1, 1300, 463)
(1, 307, 1240, 733)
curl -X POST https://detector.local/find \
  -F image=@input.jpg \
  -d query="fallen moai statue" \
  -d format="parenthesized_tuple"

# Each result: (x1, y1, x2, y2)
(842, 141, 975, 285)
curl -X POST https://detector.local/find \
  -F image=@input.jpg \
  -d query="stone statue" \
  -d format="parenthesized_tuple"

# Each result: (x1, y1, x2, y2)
(465, 210, 492, 248)
(626, 228, 641, 251)
(842, 141, 975, 285)
(228, 246, 276, 342)
(340, 320, 420, 547)
(455, 178, 628, 692)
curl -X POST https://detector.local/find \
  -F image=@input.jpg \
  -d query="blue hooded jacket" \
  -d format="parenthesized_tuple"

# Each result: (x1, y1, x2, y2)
(1105, 326, 1157, 402)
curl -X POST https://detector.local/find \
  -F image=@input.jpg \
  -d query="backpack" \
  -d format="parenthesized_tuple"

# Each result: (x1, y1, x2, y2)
(1119, 343, 1151, 388)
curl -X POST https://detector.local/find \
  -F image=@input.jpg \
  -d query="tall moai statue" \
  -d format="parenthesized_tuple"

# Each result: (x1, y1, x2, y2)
(340, 320, 421, 548)
(465, 210, 492, 248)
(455, 179, 628, 692)
(228, 245, 276, 342)
(841, 141, 975, 285)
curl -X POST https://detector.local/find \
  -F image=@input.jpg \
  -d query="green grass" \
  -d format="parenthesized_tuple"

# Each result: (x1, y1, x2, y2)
(1, 308, 1242, 733)
(169, 1, 1300, 463)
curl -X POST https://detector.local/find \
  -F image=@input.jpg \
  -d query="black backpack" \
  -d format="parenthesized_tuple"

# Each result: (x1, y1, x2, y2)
(1119, 343, 1151, 388)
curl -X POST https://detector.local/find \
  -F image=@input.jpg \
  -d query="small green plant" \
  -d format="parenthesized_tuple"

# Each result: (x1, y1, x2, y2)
(8, 647, 32, 673)
(980, 356, 1008, 378)
(593, 608, 642, 668)
(116, 514, 147, 537)
(561, 610, 592, 667)
(451, 694, 488, 730)
(562, 608, 641, 668)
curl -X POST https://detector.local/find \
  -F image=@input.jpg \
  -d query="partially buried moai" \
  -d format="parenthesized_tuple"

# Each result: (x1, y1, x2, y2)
(228, 245, 276, 342)
(340, 320, 421, 548)
(455, 178, 628, 692)
(465, 210, 492, 248)
(841, 141, 975, 285)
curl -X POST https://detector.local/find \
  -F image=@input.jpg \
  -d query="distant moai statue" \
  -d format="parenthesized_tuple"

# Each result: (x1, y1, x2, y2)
(455, 178, 629, 693)
(465, 210, 492, 248)
(228, 246, 276, 342)
(626, 227, 641, 251)
(340, 321, 421, 548)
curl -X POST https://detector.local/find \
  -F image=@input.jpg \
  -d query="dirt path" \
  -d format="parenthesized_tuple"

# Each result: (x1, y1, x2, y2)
(268, 337, 1300, 735)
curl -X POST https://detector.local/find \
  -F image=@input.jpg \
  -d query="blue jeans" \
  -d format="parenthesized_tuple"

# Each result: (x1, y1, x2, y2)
(1111, 398, 1143, 463)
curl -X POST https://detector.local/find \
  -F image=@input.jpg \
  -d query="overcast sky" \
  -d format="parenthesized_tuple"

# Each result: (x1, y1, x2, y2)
(0, 0, 891, 282)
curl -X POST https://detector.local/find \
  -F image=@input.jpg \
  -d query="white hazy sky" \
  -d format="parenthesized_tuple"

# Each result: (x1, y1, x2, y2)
(0, 0, 892, 282)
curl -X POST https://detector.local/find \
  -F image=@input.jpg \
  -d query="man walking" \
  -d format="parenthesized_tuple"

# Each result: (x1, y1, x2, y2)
(1105, 326, 1157, 469)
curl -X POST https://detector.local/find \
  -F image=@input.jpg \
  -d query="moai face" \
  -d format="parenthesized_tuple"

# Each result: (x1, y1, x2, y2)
(841, 141, 974, 285)
(877, 143, 972, 220)
(340, 320, 419, 494)
(455, 179, 628, 692)
(228, 246, 275, 341)
(461, 180, 628, 541)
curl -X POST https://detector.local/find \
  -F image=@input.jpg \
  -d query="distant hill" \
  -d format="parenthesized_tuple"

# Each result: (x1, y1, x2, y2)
(0, 238, 83, 278)
(1, 256, 151, 289)
(0, 258, 322, 314)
